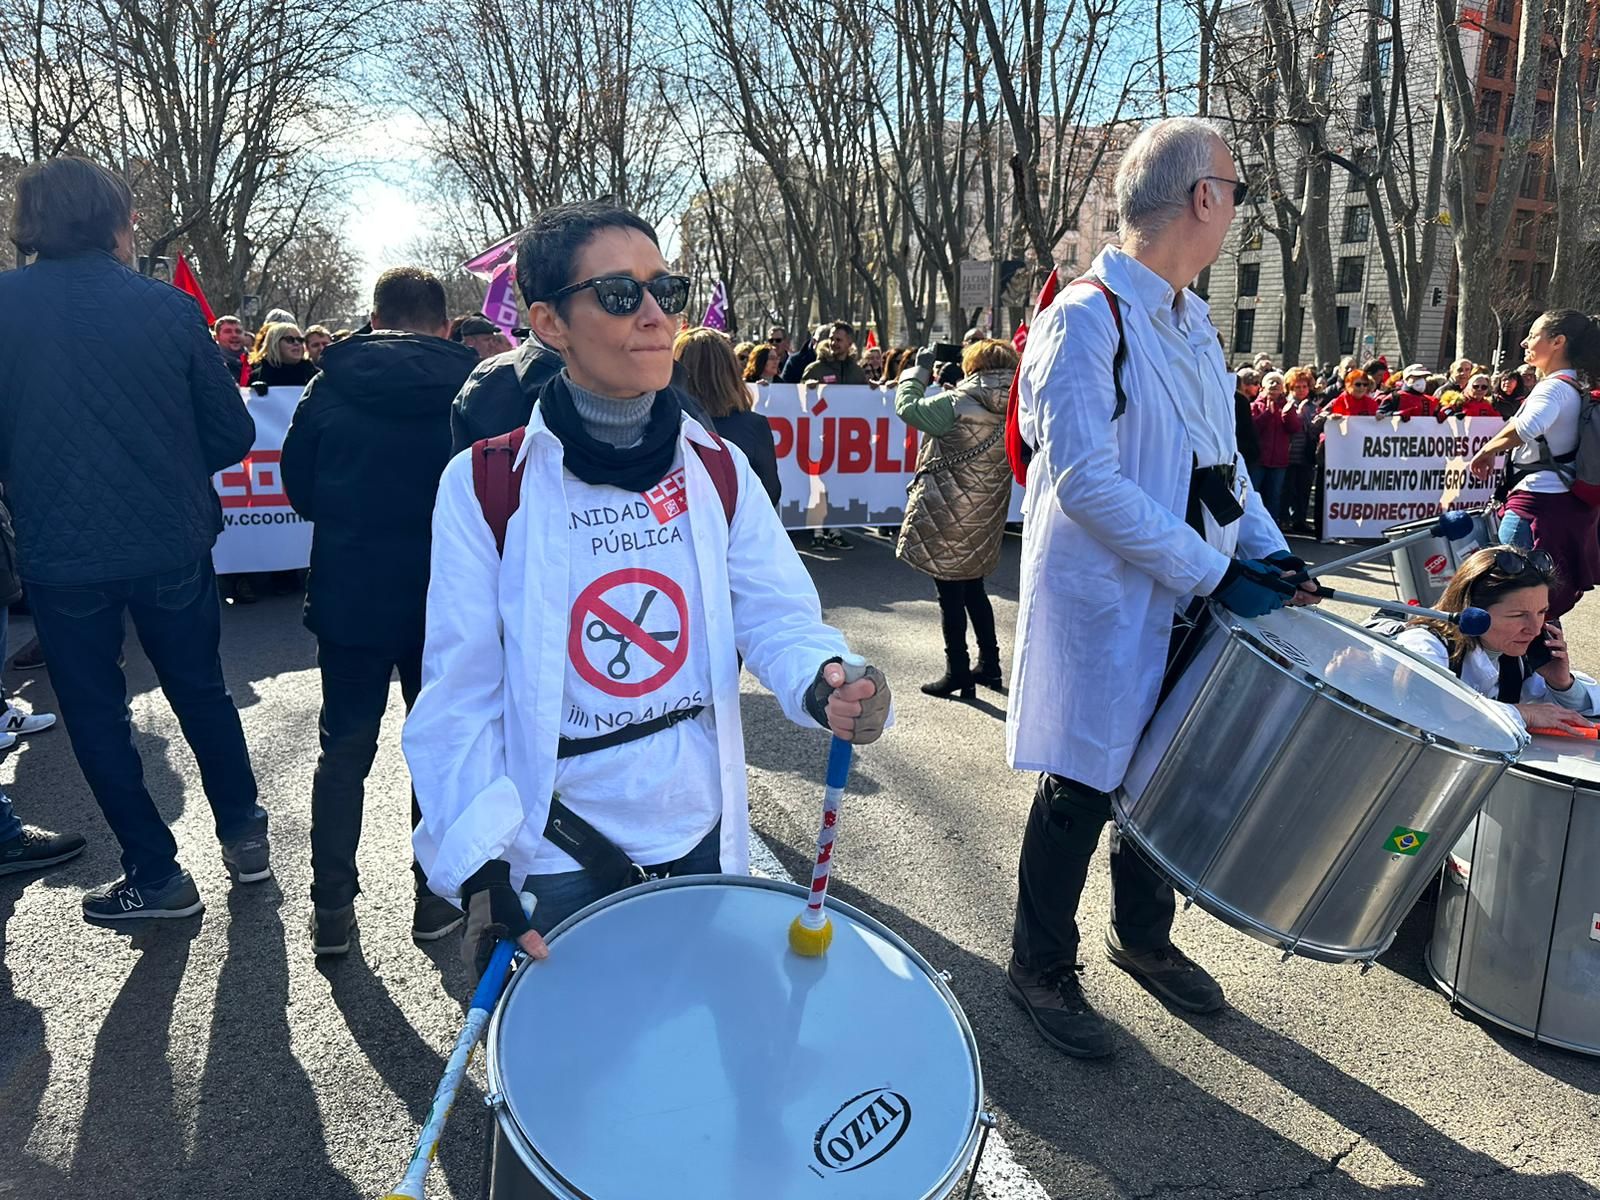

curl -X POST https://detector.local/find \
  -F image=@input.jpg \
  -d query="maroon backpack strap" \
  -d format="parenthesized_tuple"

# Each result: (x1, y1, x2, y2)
(471, 427, 527, 557)
(692, 434, 739, 525)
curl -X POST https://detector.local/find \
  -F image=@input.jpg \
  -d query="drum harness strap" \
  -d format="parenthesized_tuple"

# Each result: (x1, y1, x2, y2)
(471, 424, 742, 890)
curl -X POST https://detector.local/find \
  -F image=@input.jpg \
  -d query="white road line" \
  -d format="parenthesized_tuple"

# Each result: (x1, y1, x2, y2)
(749, 830, 1050, 1200)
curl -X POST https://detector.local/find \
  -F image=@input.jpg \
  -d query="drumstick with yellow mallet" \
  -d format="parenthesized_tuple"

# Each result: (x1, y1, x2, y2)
(790, 654, 868, 957)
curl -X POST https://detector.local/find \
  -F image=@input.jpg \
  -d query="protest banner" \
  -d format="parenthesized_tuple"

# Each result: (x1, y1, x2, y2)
(211, 387, 314, 573)
(206, 384, 1025, 572)
(1321, 415, 1498, 540)
(750, 384, 1025, 529)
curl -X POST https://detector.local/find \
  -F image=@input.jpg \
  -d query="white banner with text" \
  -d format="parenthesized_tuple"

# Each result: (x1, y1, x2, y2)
(206, 384, 1027, 574)
(1321, 415, 1499, 540)
(211, 387, 313, 574)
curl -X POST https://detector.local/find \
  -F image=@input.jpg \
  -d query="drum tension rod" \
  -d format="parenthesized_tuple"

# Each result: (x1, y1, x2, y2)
(962, 1114, 997, 1200)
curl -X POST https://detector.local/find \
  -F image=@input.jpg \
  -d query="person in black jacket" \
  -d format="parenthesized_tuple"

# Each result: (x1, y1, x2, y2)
(449, 337, 565, 453)
(281, 267, 479, 955)
(0, 156, 265, 921)
(249, 322, 320, 389)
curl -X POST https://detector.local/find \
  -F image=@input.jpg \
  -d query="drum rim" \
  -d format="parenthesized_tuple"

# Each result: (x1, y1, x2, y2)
(484, 873, 988, 1200)
(1212, 601, 1527, 761)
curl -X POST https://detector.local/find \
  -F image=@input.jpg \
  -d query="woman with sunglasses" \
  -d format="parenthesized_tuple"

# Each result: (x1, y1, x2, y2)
(1436, 373, 1501, 418)
(1325, 369, 1379, 416)
(404, 200, 892, 977)
(1393, 546, 1597, 735)
(248, 322, 319, 389)
(1468, 309, 1600, 620)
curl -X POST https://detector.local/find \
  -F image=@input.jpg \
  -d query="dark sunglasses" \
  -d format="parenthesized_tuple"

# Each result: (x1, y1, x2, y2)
(281, 336, 305, 345)
(543, 273, 691, 317)
(1191, 175, 1250, 206)
(1492, 547, 1554, 577)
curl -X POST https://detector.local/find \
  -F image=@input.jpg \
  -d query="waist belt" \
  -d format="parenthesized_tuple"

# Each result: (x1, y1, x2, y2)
(1185, 459, 1244, 535)
(544, 704, 707, 889)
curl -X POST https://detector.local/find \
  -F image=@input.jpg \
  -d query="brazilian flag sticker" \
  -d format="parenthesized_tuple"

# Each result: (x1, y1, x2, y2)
(1385, 826, 1429, 856)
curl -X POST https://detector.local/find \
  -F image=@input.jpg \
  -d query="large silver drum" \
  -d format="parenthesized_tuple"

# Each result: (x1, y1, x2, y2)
(1120, 604, 1525, 963)
(1427, 735, 1600, 1055)
(484, 875, 987, 1199)
(1384, 508, 1492, 607)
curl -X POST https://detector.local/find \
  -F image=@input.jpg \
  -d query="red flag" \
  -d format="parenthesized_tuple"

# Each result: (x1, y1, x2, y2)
(865, 329, 879, 350)
(173, 254, 216, 327)
(1004, 267, 1061, 485)
(1012, 322, 1029, 353)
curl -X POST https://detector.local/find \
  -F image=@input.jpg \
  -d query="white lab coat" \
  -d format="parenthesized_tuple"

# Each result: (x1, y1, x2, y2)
(404, 407, 847, 897)
(1393, 627, 1600, 730)
(1007, 247, 1285, 791)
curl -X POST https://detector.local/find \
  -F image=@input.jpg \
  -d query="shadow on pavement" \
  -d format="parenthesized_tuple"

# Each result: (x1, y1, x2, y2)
(0, 889, 74, 1195)
(323, 939, 485, 1198)
(756, 832, 1597, 1199)
(190, 886, 361, 1199)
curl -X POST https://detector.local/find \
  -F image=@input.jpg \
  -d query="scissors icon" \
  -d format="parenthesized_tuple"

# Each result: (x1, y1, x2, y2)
(585, 588, 679, 680)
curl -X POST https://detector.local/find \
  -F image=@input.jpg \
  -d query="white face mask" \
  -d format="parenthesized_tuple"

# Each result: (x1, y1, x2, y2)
(1406, 378, 1426, 392)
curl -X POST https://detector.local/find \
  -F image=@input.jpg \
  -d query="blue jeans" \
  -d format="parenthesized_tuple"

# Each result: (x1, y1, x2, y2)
(27, 558, 264, 882)
(522, 821, 722, 935)
(1249, 465, 1287, 522)
(0, 608, 15, 843)
(1497, 510, 1534, 550)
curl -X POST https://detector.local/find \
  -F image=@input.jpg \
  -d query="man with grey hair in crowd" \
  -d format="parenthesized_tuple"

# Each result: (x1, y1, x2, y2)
(1003, 117, 1317, 1057)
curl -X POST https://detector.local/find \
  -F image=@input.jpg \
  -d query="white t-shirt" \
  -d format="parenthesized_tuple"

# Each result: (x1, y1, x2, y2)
(1511, 370, 1582, 494)
(542, 453, 720, 872)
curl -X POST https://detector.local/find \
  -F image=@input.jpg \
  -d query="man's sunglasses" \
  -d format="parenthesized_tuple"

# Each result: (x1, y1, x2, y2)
(1492, 547, 1554, 577)
(543, 273, 691, 317)
(1191, 175, 1250, 206)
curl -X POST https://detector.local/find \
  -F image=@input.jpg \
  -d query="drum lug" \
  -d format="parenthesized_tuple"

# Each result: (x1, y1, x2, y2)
(1420, 731, 1437, 745)
(979, 1111, 997, 1129)
(1310, 679, 1326, 692)
(484, 1091, 505, 1111)
(938, 969, 954, 984)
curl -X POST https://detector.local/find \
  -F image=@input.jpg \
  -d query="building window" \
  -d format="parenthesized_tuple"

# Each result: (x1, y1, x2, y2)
(1337, 306, 1356, 355)
(1338, 256, 1364, 293)
(1343, 205, 1370, 243)
(1514, 210, 1534, 249)
(1244, 220, 1264, 251)
(1102, 209, 1119, 232)
(1376, 39, 1392, 76)
(1233, 309, 1256, 354)
(1356, 94, 1376, 129)
(1521, 154, 1541, 198)
(1491, 0, 1511, 21)
(1239, 262, 1260, 296)
(1486, 35, 1509, 79)
(1587, 62, 1600, 97)
(1478, 88, 1502, 133)
(1537, 216, 1556, 253)
(1535, 100, 1552, 138)
(1541, 48, 1558, 91)
(1546, 166, 1558, 202)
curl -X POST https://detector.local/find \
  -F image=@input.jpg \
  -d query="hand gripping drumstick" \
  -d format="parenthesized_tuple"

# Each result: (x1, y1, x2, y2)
(1305, 510, 1478, 579)
(789, 653, 869, 958)
(383, 894, 533, 1200)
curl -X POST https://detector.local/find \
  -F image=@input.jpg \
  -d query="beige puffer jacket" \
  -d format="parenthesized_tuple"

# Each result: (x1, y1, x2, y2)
(895, 368, 1015, 580)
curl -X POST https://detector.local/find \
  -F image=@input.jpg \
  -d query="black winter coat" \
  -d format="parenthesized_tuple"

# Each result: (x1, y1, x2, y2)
(449, 340, 563, 453)
(0, 250, 255, 585)
(281, 331, 479, 650)
(250, 358, 319, 389)
(712, 410, 781, 508)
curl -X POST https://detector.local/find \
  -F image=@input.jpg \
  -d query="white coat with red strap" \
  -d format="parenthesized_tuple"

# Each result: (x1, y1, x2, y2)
(1007, 246, 1286, 792)
(404, 404, 848, 897)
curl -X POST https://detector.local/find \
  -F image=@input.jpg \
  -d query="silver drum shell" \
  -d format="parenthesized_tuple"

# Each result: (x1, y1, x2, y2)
(1427, 765, 1600, 1055)
(1120, 608, 1514, 963)
(1384, 509, 1492, 607)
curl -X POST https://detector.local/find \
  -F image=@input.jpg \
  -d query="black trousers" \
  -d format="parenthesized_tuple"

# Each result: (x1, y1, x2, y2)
(309, 640, 426, 908)
(933, 576, 998, 664)
(1011, 773, 1176, 970)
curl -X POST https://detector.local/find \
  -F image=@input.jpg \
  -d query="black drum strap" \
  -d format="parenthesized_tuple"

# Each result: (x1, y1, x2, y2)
(1496, 654, 1525, 704)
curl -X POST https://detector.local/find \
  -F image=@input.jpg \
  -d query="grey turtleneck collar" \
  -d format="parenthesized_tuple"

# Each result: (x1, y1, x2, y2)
(564, 371, 654, 449)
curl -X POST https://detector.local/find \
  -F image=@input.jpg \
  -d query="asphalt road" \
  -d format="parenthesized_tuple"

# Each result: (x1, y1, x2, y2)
(2, 531, 1597, 1200)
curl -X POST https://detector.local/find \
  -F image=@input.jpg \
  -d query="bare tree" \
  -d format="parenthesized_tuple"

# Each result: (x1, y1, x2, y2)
(1547, 0, 1600, 311)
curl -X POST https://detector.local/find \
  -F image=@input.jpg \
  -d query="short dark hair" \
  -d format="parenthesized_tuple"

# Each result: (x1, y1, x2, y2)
(766, 325, 788, 343)
(515, 201, 659, 309)
(372, 267, 447, 332)
(830, 320, 855, 340)
(10, 156, 133, 258)
(1538, 309, 1600, 381)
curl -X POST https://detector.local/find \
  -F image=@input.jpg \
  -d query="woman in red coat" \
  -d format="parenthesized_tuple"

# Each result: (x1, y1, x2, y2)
(1325, 369, 1379, 416)
(1249, 371, 1302, 523)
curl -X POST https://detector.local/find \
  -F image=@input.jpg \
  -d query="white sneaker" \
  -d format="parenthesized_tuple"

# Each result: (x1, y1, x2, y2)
(1, 705, 55, 736)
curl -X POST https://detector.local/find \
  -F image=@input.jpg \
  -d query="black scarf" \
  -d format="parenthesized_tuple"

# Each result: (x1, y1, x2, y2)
(538, 373, 682, 492)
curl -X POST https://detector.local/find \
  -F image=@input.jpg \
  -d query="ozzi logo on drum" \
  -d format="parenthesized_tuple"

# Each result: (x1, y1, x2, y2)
(810, 1088, 912, 1174)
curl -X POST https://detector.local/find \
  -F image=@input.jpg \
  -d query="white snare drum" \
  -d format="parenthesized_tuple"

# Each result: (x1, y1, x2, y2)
(1121, 604, 1525, 963)
(484, 875, 989, 1198)
(1427, 735, 1600, 1056)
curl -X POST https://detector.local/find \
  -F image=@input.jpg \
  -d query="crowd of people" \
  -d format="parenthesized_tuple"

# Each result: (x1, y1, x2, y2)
(2, 125, 1599, 1079)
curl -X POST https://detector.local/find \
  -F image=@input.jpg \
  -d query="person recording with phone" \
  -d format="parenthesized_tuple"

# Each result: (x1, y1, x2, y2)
(1394, 546, 1599, 734)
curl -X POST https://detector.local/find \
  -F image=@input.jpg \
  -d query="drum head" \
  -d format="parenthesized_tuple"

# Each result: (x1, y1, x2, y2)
(1223, 605, 1524, 757)
(488, 876, 982, 1200)
(1512, 733, 1600, 785)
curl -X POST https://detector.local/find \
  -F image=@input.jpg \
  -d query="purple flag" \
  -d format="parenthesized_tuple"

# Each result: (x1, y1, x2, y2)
(482, 263, 519, 344)
(702, 280, 729, 331)
(462, 232, 518, 280)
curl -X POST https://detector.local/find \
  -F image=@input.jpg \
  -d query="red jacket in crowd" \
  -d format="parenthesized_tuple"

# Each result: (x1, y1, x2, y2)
(1326, 391, 1379, 417)
(1249, 398, 1303, 469)
(1380, 389, 1436, 419)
